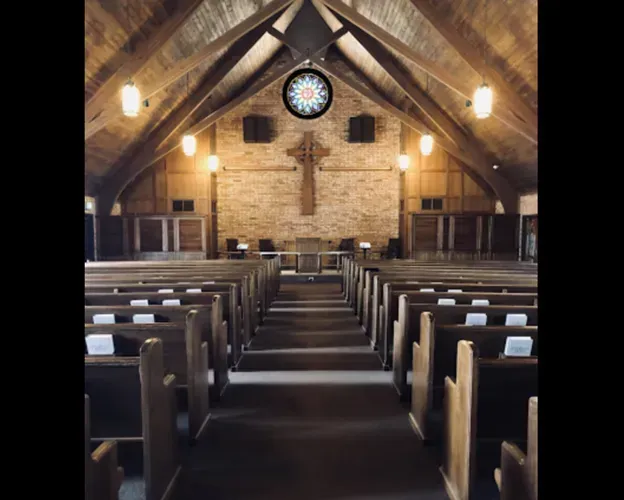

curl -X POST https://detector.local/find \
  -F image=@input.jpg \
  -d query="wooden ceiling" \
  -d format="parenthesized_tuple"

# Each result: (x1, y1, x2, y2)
(85, 0, 537, 208)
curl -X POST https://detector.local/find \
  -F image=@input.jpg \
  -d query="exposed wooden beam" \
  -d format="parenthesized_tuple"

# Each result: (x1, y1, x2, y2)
(268, 27, 301, 58)
(86, 0, 206, 124)
(95, 30, 275, 217)
(311, 56, 517, 213)
(408, 0, 537, 131)
(341, 18, 497, 196)
(85, 0, 297, 139)
(316, 0, 536, 144)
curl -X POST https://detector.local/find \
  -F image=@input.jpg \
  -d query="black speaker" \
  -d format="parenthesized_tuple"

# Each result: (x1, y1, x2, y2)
(348, 116, 375, 143)
(243, 117, 256, 143)
(243, 116, 271, 143)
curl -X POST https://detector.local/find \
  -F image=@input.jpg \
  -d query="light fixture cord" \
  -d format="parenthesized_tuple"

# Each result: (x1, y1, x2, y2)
(483, 0, 488, 81)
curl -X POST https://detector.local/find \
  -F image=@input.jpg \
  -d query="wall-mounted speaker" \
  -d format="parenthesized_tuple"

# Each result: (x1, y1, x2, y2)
(348, 115, 375, 143)
(243, 116, 271, 143)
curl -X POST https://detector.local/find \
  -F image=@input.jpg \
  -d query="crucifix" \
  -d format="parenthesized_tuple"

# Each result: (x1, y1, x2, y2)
(287, 131, 330, 215)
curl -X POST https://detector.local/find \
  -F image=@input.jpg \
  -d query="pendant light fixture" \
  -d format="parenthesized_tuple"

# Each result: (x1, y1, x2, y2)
(122, 80, 140, 117)
(420, 75, 434, 156)
(182, 73, 196, 156)
(474, 0, 492, 119)
(121, 1, 140, 117)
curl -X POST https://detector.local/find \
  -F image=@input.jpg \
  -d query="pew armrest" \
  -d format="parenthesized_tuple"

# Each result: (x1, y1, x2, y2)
(91, 440, 123, 500)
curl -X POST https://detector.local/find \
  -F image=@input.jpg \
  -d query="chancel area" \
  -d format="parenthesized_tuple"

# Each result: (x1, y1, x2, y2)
(85, 1, 537, 499)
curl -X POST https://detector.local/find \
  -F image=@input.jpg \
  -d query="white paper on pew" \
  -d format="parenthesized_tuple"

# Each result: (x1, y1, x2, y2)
(158, 289, 174, 293)
(86, 334, 115, 355)
(186, 288, 202, 293)
(420, 288, 435, 292)
(472, 299, 490, 306)
(93, 314, 116, 324)
(203, 281, 215, 284)
(504, 336, 533, 357)
(465, 313, 487, 326)
(505, 314, 528, 326)
(162, 299, 181, 306)
(133, 314, 156, 324)
(448, 289, 463, 293)
(130, 299, 149, 306)
(438, 298, 456, 305)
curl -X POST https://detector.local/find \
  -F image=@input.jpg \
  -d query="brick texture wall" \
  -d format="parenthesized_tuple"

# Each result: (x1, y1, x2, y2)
(216, 74, 401, 253)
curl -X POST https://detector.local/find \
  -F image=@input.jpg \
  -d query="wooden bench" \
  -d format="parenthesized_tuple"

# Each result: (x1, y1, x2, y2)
(373, 285, 538, 350)
(389, 300, 537, 372)
(85, 395, 124, 500)
(440, 341, 537, 500)
(85, 338, 181, 500)
(406, 312, 538, 441)
(370, 277, 537, 341)
(494, 397, 538, 500)
(85, 290, 242, 368)
(84, 282, 256, 347)
(85, 307, 221, 440)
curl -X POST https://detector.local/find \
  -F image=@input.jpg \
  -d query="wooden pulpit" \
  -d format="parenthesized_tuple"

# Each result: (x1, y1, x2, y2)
(296, 238, 321, 273)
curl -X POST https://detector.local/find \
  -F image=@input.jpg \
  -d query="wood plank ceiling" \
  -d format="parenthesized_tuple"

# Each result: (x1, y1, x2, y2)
(85, 0, 537, 204)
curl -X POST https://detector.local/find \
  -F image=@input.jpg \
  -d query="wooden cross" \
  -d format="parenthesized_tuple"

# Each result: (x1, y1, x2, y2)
(287, 131, 330, 215)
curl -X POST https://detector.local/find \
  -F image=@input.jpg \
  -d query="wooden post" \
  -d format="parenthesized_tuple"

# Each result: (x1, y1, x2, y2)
(134, 217, 141, 253)
(162, 219, 169, 252)
(174, 218, 180, 252)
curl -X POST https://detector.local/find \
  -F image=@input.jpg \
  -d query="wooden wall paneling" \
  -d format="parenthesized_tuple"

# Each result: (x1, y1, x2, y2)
(211, 214, 218, 258)
(179, 219, 203, 251)
(454, 216, 479, 252)
(167, 219, 175, 252)
(491, 214, 520, 256)
(412, 216, 439, 251)
(97, 216, 124, 258)
(122, 217, 130, 257)
(140, 219, 163, 252)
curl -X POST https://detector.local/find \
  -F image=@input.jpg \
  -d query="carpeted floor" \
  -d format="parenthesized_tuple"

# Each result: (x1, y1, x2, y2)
(172, 282, 450, 500)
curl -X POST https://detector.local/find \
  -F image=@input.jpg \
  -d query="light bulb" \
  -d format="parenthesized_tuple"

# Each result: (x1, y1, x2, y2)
(182, 135, 196, 156)
(399, 154, 410, 171)
(208, 155, 219, 172)
(121, 81, 140, 117)
(474, 83, 492, 119)
(420, 133, 433, 156)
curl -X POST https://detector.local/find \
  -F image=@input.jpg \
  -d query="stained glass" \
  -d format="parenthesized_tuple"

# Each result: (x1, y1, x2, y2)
(283, 69, 333, 119)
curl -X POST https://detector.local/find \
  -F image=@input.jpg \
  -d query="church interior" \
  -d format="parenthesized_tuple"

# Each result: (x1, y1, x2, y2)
(84, 1, 538, 499)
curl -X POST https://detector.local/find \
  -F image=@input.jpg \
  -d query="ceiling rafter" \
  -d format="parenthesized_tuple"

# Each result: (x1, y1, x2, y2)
(407, 0, 537, 131)
(86, 0, 206, 125)
(315, 0, 536, 145)
(339, 17, 502, 197)
(311, 54, 517, 213)
(85, 0, 298, 140)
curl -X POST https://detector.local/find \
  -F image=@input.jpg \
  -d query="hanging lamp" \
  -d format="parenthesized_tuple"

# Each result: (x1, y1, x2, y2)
(474, 0, 493, 119)
(121, 2, 140, 117)
(420, 75, 434, 155)
(182, 74, 196, 156)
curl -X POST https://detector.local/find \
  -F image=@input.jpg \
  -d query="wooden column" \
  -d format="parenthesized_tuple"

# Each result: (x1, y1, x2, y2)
(173, 218, 181, 252)
(133, 218, 141, 253)
(162, 219, 169, 252)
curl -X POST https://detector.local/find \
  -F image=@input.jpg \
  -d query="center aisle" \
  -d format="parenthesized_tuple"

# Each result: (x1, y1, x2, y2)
(175, 282, 449, 499)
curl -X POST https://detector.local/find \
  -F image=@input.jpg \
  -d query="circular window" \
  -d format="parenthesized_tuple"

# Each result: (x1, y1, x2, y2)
(283, 68, 333, 119)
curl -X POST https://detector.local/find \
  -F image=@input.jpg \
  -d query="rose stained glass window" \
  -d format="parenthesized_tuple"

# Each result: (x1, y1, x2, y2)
(283, 69, 333, 119)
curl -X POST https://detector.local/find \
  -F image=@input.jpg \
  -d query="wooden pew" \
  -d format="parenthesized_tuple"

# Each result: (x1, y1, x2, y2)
(362, 271, 536, 328)
(372, 278, 537, 343)
(85, 290, 242, 368)
(389, 300, 537, 372)
(84, 308, 220, 440)
(85, 395, 123, 500)
(84, 282, 255, 348)
(85, 338, 181, 500)
(441, 341, 537, 500)
(406, 312, 538, 440)
(374, 285, 538, 349)
(494, 397, 538, 500)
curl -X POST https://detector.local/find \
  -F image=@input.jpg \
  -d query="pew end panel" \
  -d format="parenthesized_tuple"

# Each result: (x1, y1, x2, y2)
(391, 294, 411, 395)
(381, 283, 393, 367)
(140, 339, 181, 500)
(184, 310, 211, 443)
(86, 395, 124, 500)
(440, 341, 477, 500)
(496, 441, 529, 500)
(409, 312, 435, 440)
(527, 397, 538, 500)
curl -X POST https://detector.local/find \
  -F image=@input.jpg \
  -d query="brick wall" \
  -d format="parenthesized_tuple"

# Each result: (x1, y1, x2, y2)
(215, 74, 401, 252)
